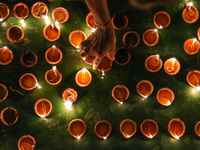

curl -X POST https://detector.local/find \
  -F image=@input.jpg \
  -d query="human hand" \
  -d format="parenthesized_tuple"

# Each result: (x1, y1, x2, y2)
(79, 24, 116, 70)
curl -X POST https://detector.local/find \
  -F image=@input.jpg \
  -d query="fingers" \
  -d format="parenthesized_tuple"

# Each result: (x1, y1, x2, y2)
(79, 40, 90, 51)
(107, 50, 115, 61)
(93, 56, 102, 70)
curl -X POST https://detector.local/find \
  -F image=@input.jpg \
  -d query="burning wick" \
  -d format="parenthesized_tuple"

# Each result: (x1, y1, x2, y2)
(55, 21, 59, 25)
(193, 74, 200, 91)
(147, 124, 153, 138)
(76, 46, 80, 52)
(160, 25, 163, 29)
(187, 2, 194, 17)
(52, 66, 57, 77)
(163, 96, 172, 106)
(154, 29, 158, 33)
(92, 28, 96, 32)
(35, 83, 41, 89)
(0, 18, 3, 22)
(101, 70, 105, 79)
(173, 127, 179, 139)
(103, 136, 107, 140)
(190, 38, 197, 51)
(64, 100, 72, 109)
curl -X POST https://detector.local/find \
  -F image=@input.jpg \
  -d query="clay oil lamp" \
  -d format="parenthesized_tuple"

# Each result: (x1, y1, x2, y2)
(45, 66, 62, 85)
(94, 120, 112, 140)
(168, 118, 185, 139)
(31, 2, 48, 19)
(18, 135, 36, 150)
(123, 31, 140, 48)
(13, 3, 29, 19)
(120, 119, 137, 138)
(182, 2, 199, 24)
(20, 50, 37, 67)
(0, 84, 8, 102)
(0, 107, 18, 126)
(97, 56, 112, 78)
(68, 119, 86, 139)
(195, 121, 200, 137)
(186, 70, 200, 90)
(164, 58, 180, 76)
(140, 119, 158, 139)
(52, 7, 69, 24)
(75, 68, 92, 87)
(86, 12, 96, 29)
(34, 98, 52, 118)
(19, 73, 39, 90)
(6, 26, 24, 43)
(112, 13, 128, 30)
(136, 80, 154, 99)
(0, 3, 9, 21)
(43, 24, 60, 41)
(142, 29, 159, 46)
(0, 46, 13, 65)
(114, 47, 131, 65)
(69, 30, 86, 48)
(62, 88, 78, 109)
(45, 45, 62, 65)
(156, 88, 175, 106)
(112, 85, 129, 104)
(183, 38, 199, 55)
(145, 54, 162, 72)
(153, 11, 171, 29)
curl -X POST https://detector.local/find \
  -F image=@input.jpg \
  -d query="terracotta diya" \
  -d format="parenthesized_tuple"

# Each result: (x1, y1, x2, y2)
(0, 84, 8, 102)
(20, 50, 37, 67)
(164, 58, 180, 76)
(145, 54, 162, 72)
(120, 119, 137, 138)
(62, 88, 78, 109)
(140, 119, 158, 138)
(183, 38, 199, 55)
(69, 30, 86, 48)
(75, 68, 92, 87)
(0, 107, 18, 126)
(52, 7, 69, 24)
(143, 29, 159, 46)
(0, 3, 9, 21)
(114, 47, 131, 65)
(86, 12, 96, 28)
(45, 66, 62, 85)
(168, 118, 185, 139)
(34, 98, 52, 118)
(182, 3, 199, 24)
(112, 85, 129, 104)
(68, 119, 86, 139)
(156, 88, 175, 106)
(13, 3, 29, 19)
(0, 46, 13, 65)
(97, 56, 112, 73)
(123, 31, 140, 48)
(31, 2, 48, 18)
(45, 46, 62, 65)
(186, 70, 200, 90)
(19, 73, 38, 90)
(6, 26, 24, 43)
(136, 80, 154, 99)
(94, 120, 112, 140)
(112, 14, 128, 30)
(195, 121, 200, 137)
(153, 11, 171, 29)
(18, 135, 36, 150)
(43, 24, 60, 41)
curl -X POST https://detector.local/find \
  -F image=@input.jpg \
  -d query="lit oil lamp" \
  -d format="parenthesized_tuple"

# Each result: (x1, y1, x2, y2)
(31, 2, 48, 18)
(145, 54, 162, 72)
(0, 107, 18, 126)
(62, 88, 78, 109)
(52, 7, 69, 24)
(182, 2, 199, 24)
(13, 3, 29, 19)
(183, 38, 199, 55)
(19, 73, 39, 90)
(164, 58, 180, 76)
(97, 56, 112, 78)
(140, 119, 158, 139)
(20, 50, 37, 67)
(0, 46, 13, 65)
(153, 11, 171, 29)
(123, 31, 140, 48)
(45, 66, 62, 85)
(34, 98, 52, 118)
(69, 30, 86, 48)
(45, 45, 63, 65)
(75, 68, 92, 87)
(195, 121, 200, 137)
(112, 13, 128, 30)
(43, 24, 60, 41)
(86, 12, 96, 29)
(156, 88, 175, 106)
(0, 84, 8, 102)
(186, 70, 200, 90)
(0, 3, 9, 21)
(142, 29, 159, 46)
(112, 85, 129, 104)
(136, 80, 154, 99)
(68, 119, 86, 139)
(18, 135, 36, 150)
(120, 119, 137, 138)
(168, 118, 185, 139)
(114, 47, 131, 65)
(6, 26, 24, 43)
(94, 120, 112, 140)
